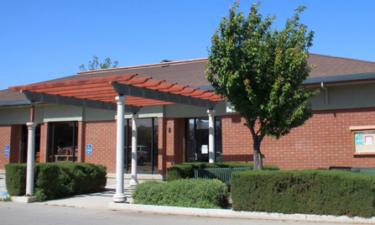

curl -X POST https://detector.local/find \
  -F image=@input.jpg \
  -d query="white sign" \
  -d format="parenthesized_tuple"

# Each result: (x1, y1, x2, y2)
(201, 145, 208, 154)
(365, 136, 373, 146)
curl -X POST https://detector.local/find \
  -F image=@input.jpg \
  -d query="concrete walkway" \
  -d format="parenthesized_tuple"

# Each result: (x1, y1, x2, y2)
(0, 174, 8, 197)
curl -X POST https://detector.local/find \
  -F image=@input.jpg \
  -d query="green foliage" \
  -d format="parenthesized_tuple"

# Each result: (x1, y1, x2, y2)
(5, 163, 27, 196)
(79, 55, 119, 71)
(0, 196, 12, 202)
(206, 2, 318, 169)
(132, 179, 228, 209)
(231, 170, 375, 218)
(5, 163, 106, 201)
(166, 162, 278, 182)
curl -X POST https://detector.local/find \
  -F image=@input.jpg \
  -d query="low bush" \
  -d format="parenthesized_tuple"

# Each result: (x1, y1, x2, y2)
(231, 170, 375, 218)
(5, 162, 106, 201)
(132, 178, 228, 209)
(166, 162, 279, 182)
(5, 163, 27, 196)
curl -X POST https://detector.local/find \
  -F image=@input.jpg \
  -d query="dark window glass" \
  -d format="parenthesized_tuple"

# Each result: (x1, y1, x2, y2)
(124, 118, 158, 174)
(185, 117, 222, 163)
(46, 122, 78, 162)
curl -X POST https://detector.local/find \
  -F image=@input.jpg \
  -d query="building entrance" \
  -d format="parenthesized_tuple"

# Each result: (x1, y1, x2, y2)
(186, 118, 222, 163)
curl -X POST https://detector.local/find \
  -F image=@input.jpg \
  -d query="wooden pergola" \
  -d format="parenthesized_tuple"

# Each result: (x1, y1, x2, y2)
(9, 74, 223, 203)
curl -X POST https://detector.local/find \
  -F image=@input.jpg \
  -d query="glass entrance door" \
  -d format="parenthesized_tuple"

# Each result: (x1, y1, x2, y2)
(186, 118, 222, 163)
(124, 118, 158, 174)
(186, 118, 209, 162)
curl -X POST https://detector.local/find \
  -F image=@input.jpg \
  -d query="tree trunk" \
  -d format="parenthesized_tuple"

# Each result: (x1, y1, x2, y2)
(253, 138, 263, 170)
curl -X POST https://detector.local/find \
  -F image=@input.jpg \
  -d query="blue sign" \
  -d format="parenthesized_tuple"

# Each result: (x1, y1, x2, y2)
(86, 145, 92, 155)
(4, 145, 9, 158)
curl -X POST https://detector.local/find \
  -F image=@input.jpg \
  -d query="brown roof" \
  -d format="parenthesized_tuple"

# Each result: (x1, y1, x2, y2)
(307, 54, 375, 78)
(2, 54, 375, 104)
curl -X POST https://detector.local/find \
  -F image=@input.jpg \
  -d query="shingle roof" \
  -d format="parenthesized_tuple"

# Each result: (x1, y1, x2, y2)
(2, 54, 375, 104)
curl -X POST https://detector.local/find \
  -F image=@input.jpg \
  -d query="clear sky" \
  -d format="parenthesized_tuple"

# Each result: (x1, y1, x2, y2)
(1, 0, 374, 90)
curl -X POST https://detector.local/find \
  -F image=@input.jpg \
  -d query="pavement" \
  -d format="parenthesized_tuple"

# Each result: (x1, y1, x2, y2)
(2, 175, 375, 224)
(0, 174, 8, 197)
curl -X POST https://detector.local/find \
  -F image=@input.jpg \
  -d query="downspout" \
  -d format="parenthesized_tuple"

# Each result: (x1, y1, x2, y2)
(321, 82, 329, 105)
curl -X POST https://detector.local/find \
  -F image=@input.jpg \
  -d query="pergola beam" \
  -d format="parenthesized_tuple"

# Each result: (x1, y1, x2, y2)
(21, 91, 141, 113)
(111, 82, 217, 109)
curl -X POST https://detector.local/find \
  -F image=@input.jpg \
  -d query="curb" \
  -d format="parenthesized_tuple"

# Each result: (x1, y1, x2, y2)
(108, 203, 375, 224)
(11, 196, 36, 203)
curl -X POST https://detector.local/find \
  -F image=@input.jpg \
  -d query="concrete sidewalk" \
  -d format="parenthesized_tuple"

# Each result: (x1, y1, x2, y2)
(3, 175, 375, 224)
(0, 174, 8, 197)
(34, 177, 118, 209)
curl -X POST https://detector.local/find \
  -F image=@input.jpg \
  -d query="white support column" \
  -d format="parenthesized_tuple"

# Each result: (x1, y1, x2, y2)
(208, 109, 216, 163)
(113, 96, 126, 203)
(26, 122, 37, 196)
(130, 113, 138, 186)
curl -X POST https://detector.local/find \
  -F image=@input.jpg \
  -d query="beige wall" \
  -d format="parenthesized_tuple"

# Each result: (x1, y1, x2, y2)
(1, 82, 375, 125)
(309, 82, 375, 110)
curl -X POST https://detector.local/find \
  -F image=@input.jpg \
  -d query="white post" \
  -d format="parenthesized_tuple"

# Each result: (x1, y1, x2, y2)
(208, 109, 216, 163)
(113, 96, 126, 203)
(26, 122, 37, 196)
(130, 113, 138, 186)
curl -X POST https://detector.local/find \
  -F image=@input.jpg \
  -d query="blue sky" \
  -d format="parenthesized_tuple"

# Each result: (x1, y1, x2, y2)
(1, 0, 374, 90)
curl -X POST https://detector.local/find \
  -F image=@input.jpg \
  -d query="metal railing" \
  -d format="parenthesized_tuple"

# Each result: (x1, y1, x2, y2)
(194, 167, 251, 185)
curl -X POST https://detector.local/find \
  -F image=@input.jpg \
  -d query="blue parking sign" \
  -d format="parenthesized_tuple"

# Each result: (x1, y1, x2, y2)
(86, 145, 92, 155)
(4, 145, 9, 158)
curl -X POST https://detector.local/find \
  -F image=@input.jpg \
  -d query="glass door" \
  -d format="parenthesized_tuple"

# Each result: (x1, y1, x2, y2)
(186, 118, 209, 162)
(186, 118, 222, 163)
(124, 118, 158, 174)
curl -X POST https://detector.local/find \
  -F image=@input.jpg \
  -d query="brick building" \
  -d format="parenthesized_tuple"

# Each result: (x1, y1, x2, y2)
(1, 54, 375, 176)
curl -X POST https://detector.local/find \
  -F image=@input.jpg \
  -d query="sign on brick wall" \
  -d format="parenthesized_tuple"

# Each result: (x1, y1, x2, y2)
(86, 145, 92, 155)
(4, 145, 9, 158)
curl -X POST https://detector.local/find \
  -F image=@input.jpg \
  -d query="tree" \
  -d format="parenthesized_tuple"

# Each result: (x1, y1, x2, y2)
(79, 55, 119, 71)
(206, 2, 319, 170)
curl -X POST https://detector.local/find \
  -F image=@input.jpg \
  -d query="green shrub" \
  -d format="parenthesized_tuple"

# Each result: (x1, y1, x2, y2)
(5, 162, 106, 201)
(5, 164, 27, 196)
(166, 162, 279, 182)
(132, 178, 228, 209)
(231, 170, 375, 218)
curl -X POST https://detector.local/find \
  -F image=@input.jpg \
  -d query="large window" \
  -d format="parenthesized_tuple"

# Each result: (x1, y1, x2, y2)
(46, 122, 78, 162)
(186, 117, 222, 163)
(124, 118, 158, 174)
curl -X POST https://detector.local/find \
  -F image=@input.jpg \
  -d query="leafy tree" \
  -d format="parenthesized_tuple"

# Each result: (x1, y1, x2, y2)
(206, 2, 318, 170)
(79, 55, 119, 71)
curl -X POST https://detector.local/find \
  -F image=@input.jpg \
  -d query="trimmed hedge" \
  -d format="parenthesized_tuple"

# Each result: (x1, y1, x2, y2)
(5, 162, 106, 201)
(167, 162, 279, 182)
(132, 178, 228, 208)
(231, 170, 375, 218)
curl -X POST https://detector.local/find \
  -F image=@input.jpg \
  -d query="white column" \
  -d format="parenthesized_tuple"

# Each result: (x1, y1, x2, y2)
(25, 122, 37, 196)
(130, 113, 138, 186)
(113, 96, 126, 203)
(208, 109, 216, 163)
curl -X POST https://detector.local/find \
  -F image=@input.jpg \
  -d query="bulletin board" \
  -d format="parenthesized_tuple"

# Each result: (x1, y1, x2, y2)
(354, 131, 375, 153)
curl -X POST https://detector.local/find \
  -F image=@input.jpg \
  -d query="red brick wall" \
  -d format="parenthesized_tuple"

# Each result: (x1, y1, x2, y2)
(77, 121, 85, 162)
(0, 126, 11, 169)
(39, 123, 47, 163)
(165, 118, 185, 170)
(9, 125, 22, 164)
(222, 108, 375, 170)
(158, 118, 166, 175)
(83, 120, 117, 173)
